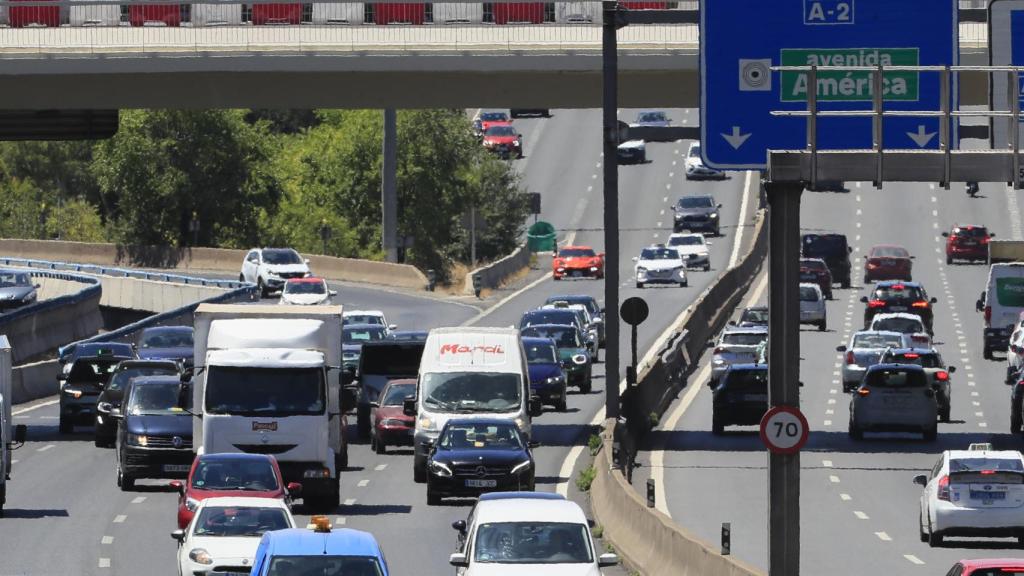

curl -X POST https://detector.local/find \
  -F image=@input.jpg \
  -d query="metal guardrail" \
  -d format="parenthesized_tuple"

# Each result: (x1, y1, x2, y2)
(0, 267, 100, 326)
(0, 257, 249, 289)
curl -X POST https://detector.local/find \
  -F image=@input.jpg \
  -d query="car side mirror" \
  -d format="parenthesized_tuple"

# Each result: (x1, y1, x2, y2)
(930, 297, 937, 304)
(598, 553, 620, 567)
(598, 252, 606, 259)
(913, 474, 928, 487)
(452, 520, 467, 533)
(388, 324, 398, 331)
(169, 480, 184, 494)
(13, 424, 26, 444)
(529, 440, 541, 449)
(991, 232, 997, 237)
(948, 366, 956, 373)
(976, 299, 984, 312)
(836, 345, 847, 352)
(403, 397, 417, 417)
(340, 387, 357, 412)
(449, 553, 469, 568)
(859, 296, 868, 303)
(941, 232, 949, 237)
(706, 340, 715, 348)
(287, 482, 303, 497)
(728, 320, 736, 326)
(171, 529, 186, 543)
(717, 203, 723, 208)
(369, 401, 379, 408)
(847, 246, 853, 253)
(328, 290, 338, 297)
(33, 283, 41, 290)
(304, 258, 310, 264)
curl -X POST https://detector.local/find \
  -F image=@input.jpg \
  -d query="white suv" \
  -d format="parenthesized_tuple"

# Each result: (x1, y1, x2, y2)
(239, 248, 311, 297)
(633, 245, 688, 289)
(667, 232, 711, 271)
(799, 282, 827, 331)
(449, 492, 619, 576)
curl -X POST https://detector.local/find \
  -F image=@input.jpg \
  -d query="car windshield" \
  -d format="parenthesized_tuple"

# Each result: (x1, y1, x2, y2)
(721, 332, 767, 346)
(192, 506, 290, 538)
(439, 422, 523, 450)
(521, 310, 577, 328)
(0, 271, 31, 288)
(800, 259, 827, 271)
(525, 343, 558, 364)
(873, 285, 924, 300)
(740, 308, 768, 324)
(953, 226, 988, 238)
(344, 327, 387, 343)
(640, 247, 680, 260)
(486, 125, 517, 137)
(638, 111, 666, 123)
(205, 366, 324, 416)
(799, 286, 819, 301)
(421, 372, 522, 413)
(872, 317, 923, 334)
(865, 369, 927, 388)
(677, 196, 713, 209)
(127, 382, 185, 416)
(870, 246, 909, 258)
(381, 383, 415, 407)
(68, 358, 123, 382)
(262, 249, 302, 265)
(949, 458, 1024, 473)
(480, 112, 508, 122)
(141, 329, 193, 349)
(688, 144, 702, 158)
(345, 314, 385, 326)
(284, 281, 326, 295)
(669, 235, 703, 246)
(192, 459, 280, 491)
(852, 333, 904, 349)
(473, 522, 594, 564)
(521, 326, 582, 348)
(559, 248, 596, 258)
(803, 235, 847, 256)
(266, 556, 383, 576)
(107, 366, 178, 392)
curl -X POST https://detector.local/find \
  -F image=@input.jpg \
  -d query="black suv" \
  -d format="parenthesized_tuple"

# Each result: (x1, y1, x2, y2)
(672, 195, 722, 236)
(711, 364, 768, 434)
(860, 281, 936, 334)
(94, 359, 181, 447)
(59, 349, 134, 434)
(801, 233, 852, 288)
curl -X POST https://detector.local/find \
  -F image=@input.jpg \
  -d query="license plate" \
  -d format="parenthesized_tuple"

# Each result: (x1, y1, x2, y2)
(163, 464, 190, 473)
(800, 274, 815, 281)
(889, 306, 907, 312)
(883, 259, 896, 266)
(971, 491, 1006, 501)
(962, 240, 977, 246)
(882, 397, 908, 407)
(572, 270, 582, 277)
(465, 479, 497, 488)
(743, 394, 768, 402)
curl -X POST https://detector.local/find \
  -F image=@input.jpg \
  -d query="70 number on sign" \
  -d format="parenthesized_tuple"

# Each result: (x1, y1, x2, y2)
(759, 406, 810, 455)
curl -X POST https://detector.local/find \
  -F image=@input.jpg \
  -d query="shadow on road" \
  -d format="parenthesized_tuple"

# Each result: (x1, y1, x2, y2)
(1, 508, 69, 519)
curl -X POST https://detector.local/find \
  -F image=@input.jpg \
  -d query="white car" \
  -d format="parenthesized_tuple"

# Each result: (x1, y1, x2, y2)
(1006, 312, 1024, 382)
(343, 309, 397, 332)
(278, 277, 336, 306)
(633, 245, 688, 289)
(799, 283, 827, 331)
(239, 248, 311, 298)
(449, 492, 619, 576)
(667, 233, 711, 271)
(172, 497, 295, 576)
(868, 312, 932, 348)
(684, 141, 726, 180)
(915, 444, 1024, 547)
(616, 139, 646, 164)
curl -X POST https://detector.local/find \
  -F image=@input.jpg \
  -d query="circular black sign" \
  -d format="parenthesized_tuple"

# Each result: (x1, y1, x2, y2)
(620, 297, 649, 326)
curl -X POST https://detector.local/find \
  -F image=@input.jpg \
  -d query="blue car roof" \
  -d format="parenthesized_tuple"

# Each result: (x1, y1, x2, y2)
(479, 492, 565, 501)
(726, 363, 767, 371)
(262, 528, 383, 558)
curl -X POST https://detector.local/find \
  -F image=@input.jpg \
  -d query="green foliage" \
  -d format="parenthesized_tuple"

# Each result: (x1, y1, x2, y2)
(591, 524, 604, 539)
(0, 177, 48, 239)
(576, 465, 597, 492)
(45, 198, 106, 242)
(588, 433, 603, 456)
(0, 141, 100, 210)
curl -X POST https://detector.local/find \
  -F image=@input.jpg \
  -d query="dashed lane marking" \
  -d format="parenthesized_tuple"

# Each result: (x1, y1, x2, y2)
(131, 496, 146, 504)
(113, 515, 126, 523)
(904, 555, 925, 565)
(357, 479, 369, 487)
(98, 558, 110, 569)
(854, 511, 869, 520)
(335, 517, 347, 525)
(101, 536, 114, 545)
(830, 475, 841, 483)
(823, 420, 832, 426)
(875, 532, 892, 542)
(37, 444, 54, 452)
(374, 464, 387, 472)
(822, 460, 833, 467)
(979, 422, 989, 428)
(840, 493, 852, 501)
(344, 498, 357, 506)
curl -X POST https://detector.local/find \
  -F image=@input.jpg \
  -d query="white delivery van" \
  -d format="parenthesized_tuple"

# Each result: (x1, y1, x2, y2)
(0, 336, 27, 515)
(977, 263, 1024, 359)
(408, 327, 540, 483)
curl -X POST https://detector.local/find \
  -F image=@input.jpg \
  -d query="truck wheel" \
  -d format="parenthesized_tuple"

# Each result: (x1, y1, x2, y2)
(580, 379, 592, 394)
(356, 408, 371, 440)
(984, 347, 993, 360)
(413, 455, 427, 484)
(58, 415, 71, 434)
(427, 482, 442, 506)
(923, 426, 938, 441)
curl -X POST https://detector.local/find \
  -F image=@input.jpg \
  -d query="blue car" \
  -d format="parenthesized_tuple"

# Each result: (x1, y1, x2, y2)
(115, 375, 193, 491)
(522, 336, 567, 412)
(249, 518, 390, 576)
(135, 326, 194, 365)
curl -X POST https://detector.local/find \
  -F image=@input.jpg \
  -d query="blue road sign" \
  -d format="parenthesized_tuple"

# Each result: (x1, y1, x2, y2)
(990, 0, 1024, 148)
(700, 0, 959, 170)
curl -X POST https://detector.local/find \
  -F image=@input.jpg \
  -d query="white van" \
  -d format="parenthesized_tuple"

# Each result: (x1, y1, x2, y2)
(977, 263, 1024, 359)
(408, 327, 539, 483)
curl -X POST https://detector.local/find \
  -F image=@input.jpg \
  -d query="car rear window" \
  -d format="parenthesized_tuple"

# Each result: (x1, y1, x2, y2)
(360, 344, 423, 377)
(802, 235, 847, 256)
(721, 332, 767, 346)
(872, 317, 924, 334)
(677, 196, 714, 209)
(800, 259, 827, 271)
(724, 369, 767, 390)
(851, 333, 903, 349)
(873, 285, 924, 300)
(950, 458, 1024, 473)
(799, 286, 820, 301)
(870, 246, 910, 258)
(953, 226, 988, 238)
(865, 369, 927, 388)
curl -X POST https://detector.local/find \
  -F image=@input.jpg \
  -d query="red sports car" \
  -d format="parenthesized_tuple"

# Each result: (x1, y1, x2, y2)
(945, 558, 1024, 576)
(863, 244, 913, 283)
(474, 111, 512, 137)
(370, 379, 416, 455)
(170, 453, 300, 529)
(943, 224, 993, 264)
(482, 125, 523, 159)
(553, 246, 605, 280)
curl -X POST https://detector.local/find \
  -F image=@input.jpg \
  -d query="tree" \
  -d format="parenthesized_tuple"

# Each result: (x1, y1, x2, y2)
(44, 197, 106, 242)
(0, 141, 101, 214)
(0, 177, 48, 240)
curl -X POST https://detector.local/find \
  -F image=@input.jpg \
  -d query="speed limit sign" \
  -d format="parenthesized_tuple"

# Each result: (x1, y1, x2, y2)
(759, 406, 809, 454)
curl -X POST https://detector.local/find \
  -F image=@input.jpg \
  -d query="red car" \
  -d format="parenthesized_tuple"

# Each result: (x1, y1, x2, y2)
(799, 257, 833, 300)
(946, 558, 1024, 575)
(863, 244, 913, 283)
(370, 379, 416, 455)
(482, 125, 523, 159)
(170, 453, 300, 529)
(553, 245, 605, 280)
(943, 224, 993, 264)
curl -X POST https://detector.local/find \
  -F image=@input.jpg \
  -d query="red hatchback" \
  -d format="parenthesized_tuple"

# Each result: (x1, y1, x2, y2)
(370, 379, 416, 455)
(799, 257, 833, 300)
(946, 558, 1024, 575)
(863, 244, 913, 283)
(943, 224, 993, 264)
(170, 453, 300, 529)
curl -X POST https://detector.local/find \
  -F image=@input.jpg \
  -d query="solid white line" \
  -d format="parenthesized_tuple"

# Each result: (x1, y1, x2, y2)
(650, 362, 711, 516)
(904, 555, 925, 565)
(728, 171, 754, 268)
(12, 399, 59, 415)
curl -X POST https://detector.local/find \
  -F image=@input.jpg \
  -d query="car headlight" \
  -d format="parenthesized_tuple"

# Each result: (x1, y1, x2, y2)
(185, 497, 200, 512)
(572, 354, 588, 365)
(636, 267, 647, 273)
(97, 402, 112, 414)
(513, 140, 520, 146)
(712, 359, 725, 366)
(511, 460, 532, 475)
(418, 416, 437, 432)
(62, 387, 83, 399)
(590, 266, 598, 271)
(381, 418, 407, 427)
(429, 461, 453, 477)
(127, 433, 148, 447)
(545, 376, 565, 384)
(709, 213, 719, 219)
(674, 213, 684, 220)
(188, 548, 213, 565)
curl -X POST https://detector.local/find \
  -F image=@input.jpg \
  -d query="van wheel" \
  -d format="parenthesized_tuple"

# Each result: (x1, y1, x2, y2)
(848, 420, 863, 440)
(946, 255, 953, 265)
(239, 273, 245, 282)
(1012, 409, 1022, 434)
(580, 379, 592, 394)
(555, 397, 568, 412)
(427, 484, 442, 506)
(413, 455, 427, 484)
(928, 528, 943, 547)
(940, 406, 951, 423)
(636, 282, 645, 289)
(818, 319, 827, 332)
(58, 415, 71, 434)
(712, 417, 724, 435)
(117, 465, 134, 492)
(984, 347, 993, 360)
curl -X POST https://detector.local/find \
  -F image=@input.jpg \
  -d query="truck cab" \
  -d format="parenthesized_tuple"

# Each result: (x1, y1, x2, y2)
(249, 516, 390, 576)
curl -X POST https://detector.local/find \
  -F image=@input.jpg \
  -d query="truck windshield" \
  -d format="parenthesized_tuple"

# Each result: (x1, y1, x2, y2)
(205, 367, 325, 416)
(266, 556, 383, 576)
(421, 372, 522, 413)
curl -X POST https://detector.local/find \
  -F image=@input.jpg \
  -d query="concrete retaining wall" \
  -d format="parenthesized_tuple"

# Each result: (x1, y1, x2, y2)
(11, 359, 59, 405)
(0, 238, 427, 290)
(464, 243, 531, 295)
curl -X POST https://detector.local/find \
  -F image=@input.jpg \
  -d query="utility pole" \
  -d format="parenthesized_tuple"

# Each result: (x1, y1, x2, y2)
(766, 182, 802, 576)
(470, 205, 477, 267)
(381, 108, 399, 263)
(601, 0, 620, 420)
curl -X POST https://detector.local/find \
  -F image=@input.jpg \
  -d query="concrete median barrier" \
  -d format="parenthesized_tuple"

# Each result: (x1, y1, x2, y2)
(464, 243, 531, 295)
(10, 359, 60, 404)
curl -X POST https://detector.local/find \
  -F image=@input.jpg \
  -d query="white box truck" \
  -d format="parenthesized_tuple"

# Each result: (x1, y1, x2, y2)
(406, 327, 541, 483)
(0, 336, 27, 516)
(191, 304, 353, 511)
(977, 263, 1024, 359)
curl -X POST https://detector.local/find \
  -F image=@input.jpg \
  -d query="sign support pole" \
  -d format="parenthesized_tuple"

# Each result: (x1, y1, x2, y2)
(766, 182, 802, 576)
(602, 0, 620, 420)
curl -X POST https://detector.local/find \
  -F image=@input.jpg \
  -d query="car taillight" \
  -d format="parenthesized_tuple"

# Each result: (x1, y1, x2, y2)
(935, 371, 949, 381)
(892, 284, 905, 290)
(937, 475, 950, 501)
(857, 388, 870, 396)
(985, 305, 992, 325)
(912, 300, 930, 308)
(714, 347, 725, 354)
(846, 351, 856, 365)
(980, 469, 996, 475)
(867, 299, 886, 308)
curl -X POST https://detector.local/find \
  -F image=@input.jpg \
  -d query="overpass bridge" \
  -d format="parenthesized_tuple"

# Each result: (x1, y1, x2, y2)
(0, 0, 992, 108)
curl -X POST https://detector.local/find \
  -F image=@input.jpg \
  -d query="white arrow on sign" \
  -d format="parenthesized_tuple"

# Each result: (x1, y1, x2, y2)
(906, 125, 937, 148)
(721, 126, 752, 150)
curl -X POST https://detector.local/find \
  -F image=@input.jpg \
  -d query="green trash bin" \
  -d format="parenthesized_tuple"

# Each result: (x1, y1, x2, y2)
(527, 221, 557, 252)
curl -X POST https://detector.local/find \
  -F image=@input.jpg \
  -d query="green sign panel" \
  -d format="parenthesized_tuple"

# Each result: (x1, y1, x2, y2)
(780, 48, 920, 102)
(996, 277, 1024, 307)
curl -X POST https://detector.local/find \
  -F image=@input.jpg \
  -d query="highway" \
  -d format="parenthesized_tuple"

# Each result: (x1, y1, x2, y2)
(0, 108, 760, 575)
(635, 179, 1024, 574)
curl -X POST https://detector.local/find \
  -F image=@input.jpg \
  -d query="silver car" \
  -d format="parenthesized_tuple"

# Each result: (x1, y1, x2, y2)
(0, 269, 39, 312)
(709, 325, 768, 385)
(836, 330, 906, 392)
(848, 364, 938, 441)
